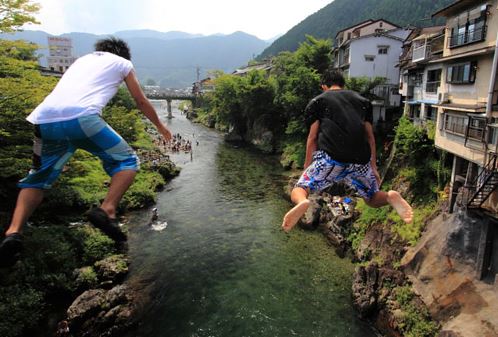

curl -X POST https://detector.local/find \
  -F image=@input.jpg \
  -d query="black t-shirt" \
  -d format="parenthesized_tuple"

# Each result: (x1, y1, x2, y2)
(305, 89, 373, 164)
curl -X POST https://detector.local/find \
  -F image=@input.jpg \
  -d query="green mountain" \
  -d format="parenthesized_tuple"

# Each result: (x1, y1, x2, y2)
(0, 30, 268, 88)
(259, 0, 454, 58)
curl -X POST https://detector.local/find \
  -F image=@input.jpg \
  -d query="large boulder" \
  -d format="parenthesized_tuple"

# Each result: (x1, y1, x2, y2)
(63, 284, 135, 337)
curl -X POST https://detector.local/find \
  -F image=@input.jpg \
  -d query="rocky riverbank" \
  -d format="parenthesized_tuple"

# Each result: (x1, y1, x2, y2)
(288, 172, 498, 337)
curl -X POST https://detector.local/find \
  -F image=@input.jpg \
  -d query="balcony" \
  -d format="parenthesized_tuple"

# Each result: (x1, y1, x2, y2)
(449, 26, 486, 48)
(430, 35, 445, 54)
(412, 44, 427, 62)
(425, 81, 440, 94)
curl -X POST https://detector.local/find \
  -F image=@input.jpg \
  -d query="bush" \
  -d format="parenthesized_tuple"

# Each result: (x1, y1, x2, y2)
(0, 286, 44, 337)
(74, 266, 98, 289)
(395, 286, 440, 337)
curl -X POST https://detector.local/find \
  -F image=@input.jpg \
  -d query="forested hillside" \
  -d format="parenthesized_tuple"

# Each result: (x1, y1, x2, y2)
(259, 0, 454, 58)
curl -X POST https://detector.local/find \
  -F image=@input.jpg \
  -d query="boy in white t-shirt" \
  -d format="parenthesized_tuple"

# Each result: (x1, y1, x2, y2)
(0, 37, 172, 267)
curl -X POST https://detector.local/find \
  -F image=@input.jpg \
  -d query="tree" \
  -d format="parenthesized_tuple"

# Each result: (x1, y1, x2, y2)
(346, 76, 387, 100)
(0, 0, 40, 33)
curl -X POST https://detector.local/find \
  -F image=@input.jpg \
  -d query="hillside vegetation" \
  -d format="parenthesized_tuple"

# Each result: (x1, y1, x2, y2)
(259, 0, 453, 58)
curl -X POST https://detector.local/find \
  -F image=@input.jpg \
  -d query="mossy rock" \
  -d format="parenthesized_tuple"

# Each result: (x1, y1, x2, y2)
(94, 254, 129, 283)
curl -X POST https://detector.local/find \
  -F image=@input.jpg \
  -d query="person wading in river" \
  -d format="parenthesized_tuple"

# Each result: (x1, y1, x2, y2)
(0, 37, 172, 267)
(281, 70, 413, 232)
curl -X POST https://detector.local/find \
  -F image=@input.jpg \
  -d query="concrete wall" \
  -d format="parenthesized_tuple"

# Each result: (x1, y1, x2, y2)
(435, 112, 487, 165)
(349, 35, 403, 85)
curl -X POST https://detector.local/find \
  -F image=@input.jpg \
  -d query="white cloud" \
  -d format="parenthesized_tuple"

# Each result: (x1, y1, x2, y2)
(28, 0, 332, 40)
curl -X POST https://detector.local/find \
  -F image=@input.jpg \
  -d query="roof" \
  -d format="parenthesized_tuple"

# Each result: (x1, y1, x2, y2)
(352, 18, 401, 33)
(232, 62, 272, 76)
(335, 19, 373, 37)
(349, 29, 406, 43)
(412, 26, 446, 41)
(428, 46, 494, 63)
(336, 18, 401, 38)
(432, 0, 486, 18)
(432, 102, 487, 112)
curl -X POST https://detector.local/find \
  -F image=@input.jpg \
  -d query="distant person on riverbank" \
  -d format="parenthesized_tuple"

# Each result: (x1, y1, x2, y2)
(0, 37, 172, 268)
(281, 70, 412, 233)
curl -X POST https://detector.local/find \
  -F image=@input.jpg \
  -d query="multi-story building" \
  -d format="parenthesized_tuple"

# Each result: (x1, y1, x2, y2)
(398, 26, 446, 125)
(333, 19, 412, 123)
(47, 36, 76, 73)
(398, 1, 498, 282)
(430, 0, 498, 214)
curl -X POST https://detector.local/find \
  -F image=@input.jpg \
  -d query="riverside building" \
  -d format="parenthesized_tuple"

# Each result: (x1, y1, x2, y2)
(332, 19, 412, 124)
(416, 0, 498, 283)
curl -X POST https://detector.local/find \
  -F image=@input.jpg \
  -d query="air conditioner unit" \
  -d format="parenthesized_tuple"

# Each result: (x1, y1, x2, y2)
(438, 92, 449, 103)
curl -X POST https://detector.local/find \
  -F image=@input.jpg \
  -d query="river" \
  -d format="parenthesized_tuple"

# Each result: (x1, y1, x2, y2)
(124, 102, 376, 337)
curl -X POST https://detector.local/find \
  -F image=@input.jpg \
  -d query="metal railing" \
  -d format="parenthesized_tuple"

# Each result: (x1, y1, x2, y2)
(425, 81, 440, 93)
(449, 26, 486, 48)
(444, 117, 466, 135)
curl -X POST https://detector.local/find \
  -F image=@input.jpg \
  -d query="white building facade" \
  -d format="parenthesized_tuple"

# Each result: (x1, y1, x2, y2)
(47, 36, 76, 73)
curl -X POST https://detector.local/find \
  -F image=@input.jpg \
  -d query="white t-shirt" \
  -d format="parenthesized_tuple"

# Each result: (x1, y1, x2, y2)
(27, 52, 134, 124)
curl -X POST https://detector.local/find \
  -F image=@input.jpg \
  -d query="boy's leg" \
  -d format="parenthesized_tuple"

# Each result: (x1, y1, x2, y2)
(365, 190, 413, 224)
(100, 170, 137, 219)
(281, 187, 311, 232)
(5, 188, 44, 235)
(75, 115, 140, 220)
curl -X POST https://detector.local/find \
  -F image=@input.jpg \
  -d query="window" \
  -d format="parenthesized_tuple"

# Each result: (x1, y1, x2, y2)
(426, 69, 442, 93)
(379, 22, 383, 28)
(449, 4, 488, 48)
(467, 116, 486, 141)
(378, 46, 389, 54)
(444, 114, 466, 135)
(446, 61, 477, 84)
(426, 105, 437, 121)
(364, 55, 375, 62)
(347, 32, 351, 40)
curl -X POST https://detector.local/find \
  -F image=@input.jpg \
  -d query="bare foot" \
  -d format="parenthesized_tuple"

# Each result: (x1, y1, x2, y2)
(387, 191, 413, 224)
(281, 199, 311, 232)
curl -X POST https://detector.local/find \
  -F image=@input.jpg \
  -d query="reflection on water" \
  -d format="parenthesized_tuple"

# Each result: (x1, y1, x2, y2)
(124, 105, 375, 337)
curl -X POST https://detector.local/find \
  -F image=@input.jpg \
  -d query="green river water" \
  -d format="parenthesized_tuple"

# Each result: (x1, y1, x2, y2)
(124, 103, 376, 337)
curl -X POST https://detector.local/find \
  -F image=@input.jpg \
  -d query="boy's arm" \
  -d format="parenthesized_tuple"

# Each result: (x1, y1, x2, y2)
(124, 70, 172, 141)
(364, 121, 381, 185)
(304, 120, 319, 168)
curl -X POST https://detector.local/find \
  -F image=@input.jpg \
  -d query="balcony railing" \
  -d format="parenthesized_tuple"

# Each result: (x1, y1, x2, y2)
(430, 35, 445, 54)
(444, 117, 466, 135)
(449, 26, 486, 48)
(412, 44, 427, 62)
(425, 81, 440, 93)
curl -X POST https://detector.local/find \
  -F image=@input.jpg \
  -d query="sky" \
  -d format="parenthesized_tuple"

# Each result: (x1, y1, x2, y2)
(24, 0, 333, 40)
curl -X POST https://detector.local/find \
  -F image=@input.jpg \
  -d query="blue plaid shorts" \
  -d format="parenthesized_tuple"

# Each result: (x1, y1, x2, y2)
(296, 150, 379, 200)
(19, 114, 140, 190)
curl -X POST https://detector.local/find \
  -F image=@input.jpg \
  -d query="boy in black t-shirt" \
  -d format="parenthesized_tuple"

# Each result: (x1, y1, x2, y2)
(282, 70, 413, 232)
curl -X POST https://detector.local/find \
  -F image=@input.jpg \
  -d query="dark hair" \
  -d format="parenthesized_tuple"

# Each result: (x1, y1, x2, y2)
(94, 36, 131, 60)
(321, 69, 345, 88)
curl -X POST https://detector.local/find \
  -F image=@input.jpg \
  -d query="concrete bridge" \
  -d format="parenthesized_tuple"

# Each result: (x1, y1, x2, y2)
(145, 90, 198, 118)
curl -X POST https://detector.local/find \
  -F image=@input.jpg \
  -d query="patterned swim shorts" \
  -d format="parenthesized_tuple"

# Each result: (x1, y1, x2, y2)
(18, 114, 140, 190)
(296, 150, 379, 200)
